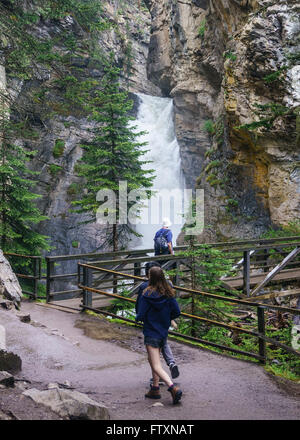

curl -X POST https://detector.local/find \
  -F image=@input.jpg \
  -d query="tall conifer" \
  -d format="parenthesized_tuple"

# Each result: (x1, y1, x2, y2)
(73, 55, 154, 251)
(0, 112, 49, 255)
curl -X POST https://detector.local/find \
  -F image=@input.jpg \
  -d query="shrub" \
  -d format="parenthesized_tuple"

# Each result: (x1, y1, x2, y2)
(53, 139, 65, 158)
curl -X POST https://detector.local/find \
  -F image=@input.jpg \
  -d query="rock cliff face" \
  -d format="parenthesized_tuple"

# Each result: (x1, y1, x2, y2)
(145, 0, 300, 241)
(2, 0, 300, 253)
(4, 1, 158, 256)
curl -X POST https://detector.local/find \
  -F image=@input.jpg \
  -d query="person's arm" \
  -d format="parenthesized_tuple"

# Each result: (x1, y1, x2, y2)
(167, 230, 174, 254)
(168, 242, 173, 255)
(135, 296, 149, 322)
(135, 285, 144, 314)
(171, 319, 178, 329)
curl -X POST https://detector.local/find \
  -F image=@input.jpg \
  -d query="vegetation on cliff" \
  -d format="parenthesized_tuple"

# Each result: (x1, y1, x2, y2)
(72, 55, 154, 251)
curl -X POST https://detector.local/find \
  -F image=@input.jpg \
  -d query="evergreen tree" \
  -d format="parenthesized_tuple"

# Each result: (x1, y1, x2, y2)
(72, 55, 154, 251)
(0, 111, 49, 255)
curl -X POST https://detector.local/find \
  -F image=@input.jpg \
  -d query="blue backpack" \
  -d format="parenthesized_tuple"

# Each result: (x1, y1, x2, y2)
(154, 229, 169, 253)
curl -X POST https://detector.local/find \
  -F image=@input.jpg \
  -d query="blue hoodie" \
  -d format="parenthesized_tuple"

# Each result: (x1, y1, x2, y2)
(136, 288, 181, 340)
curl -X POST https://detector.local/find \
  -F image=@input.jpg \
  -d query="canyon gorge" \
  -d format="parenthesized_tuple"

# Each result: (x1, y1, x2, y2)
(1, 0, 299, 254)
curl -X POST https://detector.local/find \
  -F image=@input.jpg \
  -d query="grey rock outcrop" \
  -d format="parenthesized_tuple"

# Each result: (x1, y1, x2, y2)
(145, 0, 300, 241)
(0, 350, 22, 374)
(0, 371, 15, 388)
(0, 250, 22, 306)
(4, 2, 159, 260)
(23, 387, 110, 420)
(0, 323, 22, 374)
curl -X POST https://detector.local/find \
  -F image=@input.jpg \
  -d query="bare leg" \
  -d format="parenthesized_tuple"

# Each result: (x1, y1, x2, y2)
(146, 345, 173, 387)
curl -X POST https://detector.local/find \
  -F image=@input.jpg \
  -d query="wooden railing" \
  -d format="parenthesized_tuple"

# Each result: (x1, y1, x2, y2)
(77, 262, 300, 364)
(5, 235, 300, 303)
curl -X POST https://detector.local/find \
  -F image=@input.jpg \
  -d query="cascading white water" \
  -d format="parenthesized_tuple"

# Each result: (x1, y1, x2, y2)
(130, 93, 185, 250)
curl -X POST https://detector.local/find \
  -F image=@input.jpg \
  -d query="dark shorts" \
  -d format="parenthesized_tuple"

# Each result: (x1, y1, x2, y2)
(144, 336, 167, 349)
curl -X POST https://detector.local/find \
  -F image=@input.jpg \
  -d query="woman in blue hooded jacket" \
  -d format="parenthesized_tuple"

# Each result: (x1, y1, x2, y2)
(136, 266, 182, 404)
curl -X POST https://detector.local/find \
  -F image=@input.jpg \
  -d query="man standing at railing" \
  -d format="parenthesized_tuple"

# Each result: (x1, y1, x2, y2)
(154, 218, 174, 258)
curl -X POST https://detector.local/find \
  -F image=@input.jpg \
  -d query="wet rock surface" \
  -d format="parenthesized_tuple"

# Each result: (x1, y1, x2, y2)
(0, 250, 22, 306)
(23, 387, 110, 420)
(145, 0, 300, 241)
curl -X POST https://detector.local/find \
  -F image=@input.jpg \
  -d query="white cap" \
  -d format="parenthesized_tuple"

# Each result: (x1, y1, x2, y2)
(162, 217, 172, 227)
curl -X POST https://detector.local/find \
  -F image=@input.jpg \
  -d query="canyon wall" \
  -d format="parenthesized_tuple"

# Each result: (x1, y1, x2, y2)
(2, 0, 300, 254)
(145, 0, 300, 241)
(4, 1, 157, 256)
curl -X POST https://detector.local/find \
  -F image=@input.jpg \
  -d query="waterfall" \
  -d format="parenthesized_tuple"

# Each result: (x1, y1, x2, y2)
(130, 93, 185, 250)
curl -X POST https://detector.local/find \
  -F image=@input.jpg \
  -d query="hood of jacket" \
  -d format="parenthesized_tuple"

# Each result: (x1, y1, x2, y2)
(142, 292, 170, 311)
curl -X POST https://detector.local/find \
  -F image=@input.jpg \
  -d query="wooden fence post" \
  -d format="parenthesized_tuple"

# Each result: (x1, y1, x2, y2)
(257, 306, 266, 364)
(243, 250, 250, 297)
(33, 258, 39, 300)
(134, 262, 141, 285)
(174, 260, 180, 287)
(82, 266, 93, 308)
(46, 257, 54, 303)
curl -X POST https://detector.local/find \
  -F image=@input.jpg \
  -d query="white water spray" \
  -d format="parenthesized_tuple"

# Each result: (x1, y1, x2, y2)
(130, 93, 185, 250)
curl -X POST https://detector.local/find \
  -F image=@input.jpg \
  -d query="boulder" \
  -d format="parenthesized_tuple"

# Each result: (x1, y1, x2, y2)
(0, 371, 14, 387)
(0, 250, 22, 306)
(0, 409, 13, 420)
(23, 388, 110, 420)
(17, 313, 31, 323)
(0, 350, 22, 374)
(0, 324, 22, 373)
(0, 299, 13, 310)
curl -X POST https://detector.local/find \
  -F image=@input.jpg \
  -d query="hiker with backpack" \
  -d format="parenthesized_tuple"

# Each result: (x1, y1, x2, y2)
(154, 218, 174, 257)
(154, 217, 174, 270)
(154, 217, 177, 281)
(135, 266, 182, 404)
(135, 261, 180, 381)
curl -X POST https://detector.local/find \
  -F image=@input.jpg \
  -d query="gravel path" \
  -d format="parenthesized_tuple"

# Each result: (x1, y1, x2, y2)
(0, 300, 299, 420)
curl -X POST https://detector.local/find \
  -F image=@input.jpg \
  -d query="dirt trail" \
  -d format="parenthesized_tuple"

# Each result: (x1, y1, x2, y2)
(0, 300, 299, 420)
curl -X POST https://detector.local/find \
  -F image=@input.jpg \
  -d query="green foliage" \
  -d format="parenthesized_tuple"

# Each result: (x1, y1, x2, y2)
(198, 19, 206, 38)
(214, 117, 224, 146)
(264, 325, 300, 380)
(225, 198, 238, 212)
(181, 244, 235, 292)
(110, 284, 136, 319)
(224, 51, 237, 62)
(72, 54, 155, 249)
(206, 174, 222, 188)
(261, 220, 300, 239)
(205, 147, 214, 158)
(0, 117, 49, 256)
(203, 120, 215, 134)
(205, 159, 221, 174)
(235, 102, 294, 133)
(202, 117, 224, 146)
(49, 164, 62, 176)
(71, 240, 79, 248)
(67, 183, 80, 197)
(53, 139, 65, 158)
(263, 66, 288, 83)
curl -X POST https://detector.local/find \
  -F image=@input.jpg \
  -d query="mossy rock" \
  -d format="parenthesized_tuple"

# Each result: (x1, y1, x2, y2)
(67, 183, 80, 197)
(53, 139, 65, 158)
(49, 164, 62, 176)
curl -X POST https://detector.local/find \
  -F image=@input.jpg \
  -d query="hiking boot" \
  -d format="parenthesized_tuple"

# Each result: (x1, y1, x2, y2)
(168, 385, 182, 404)
(169, 363, 179, 379)
(145, 386, 161, 399)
